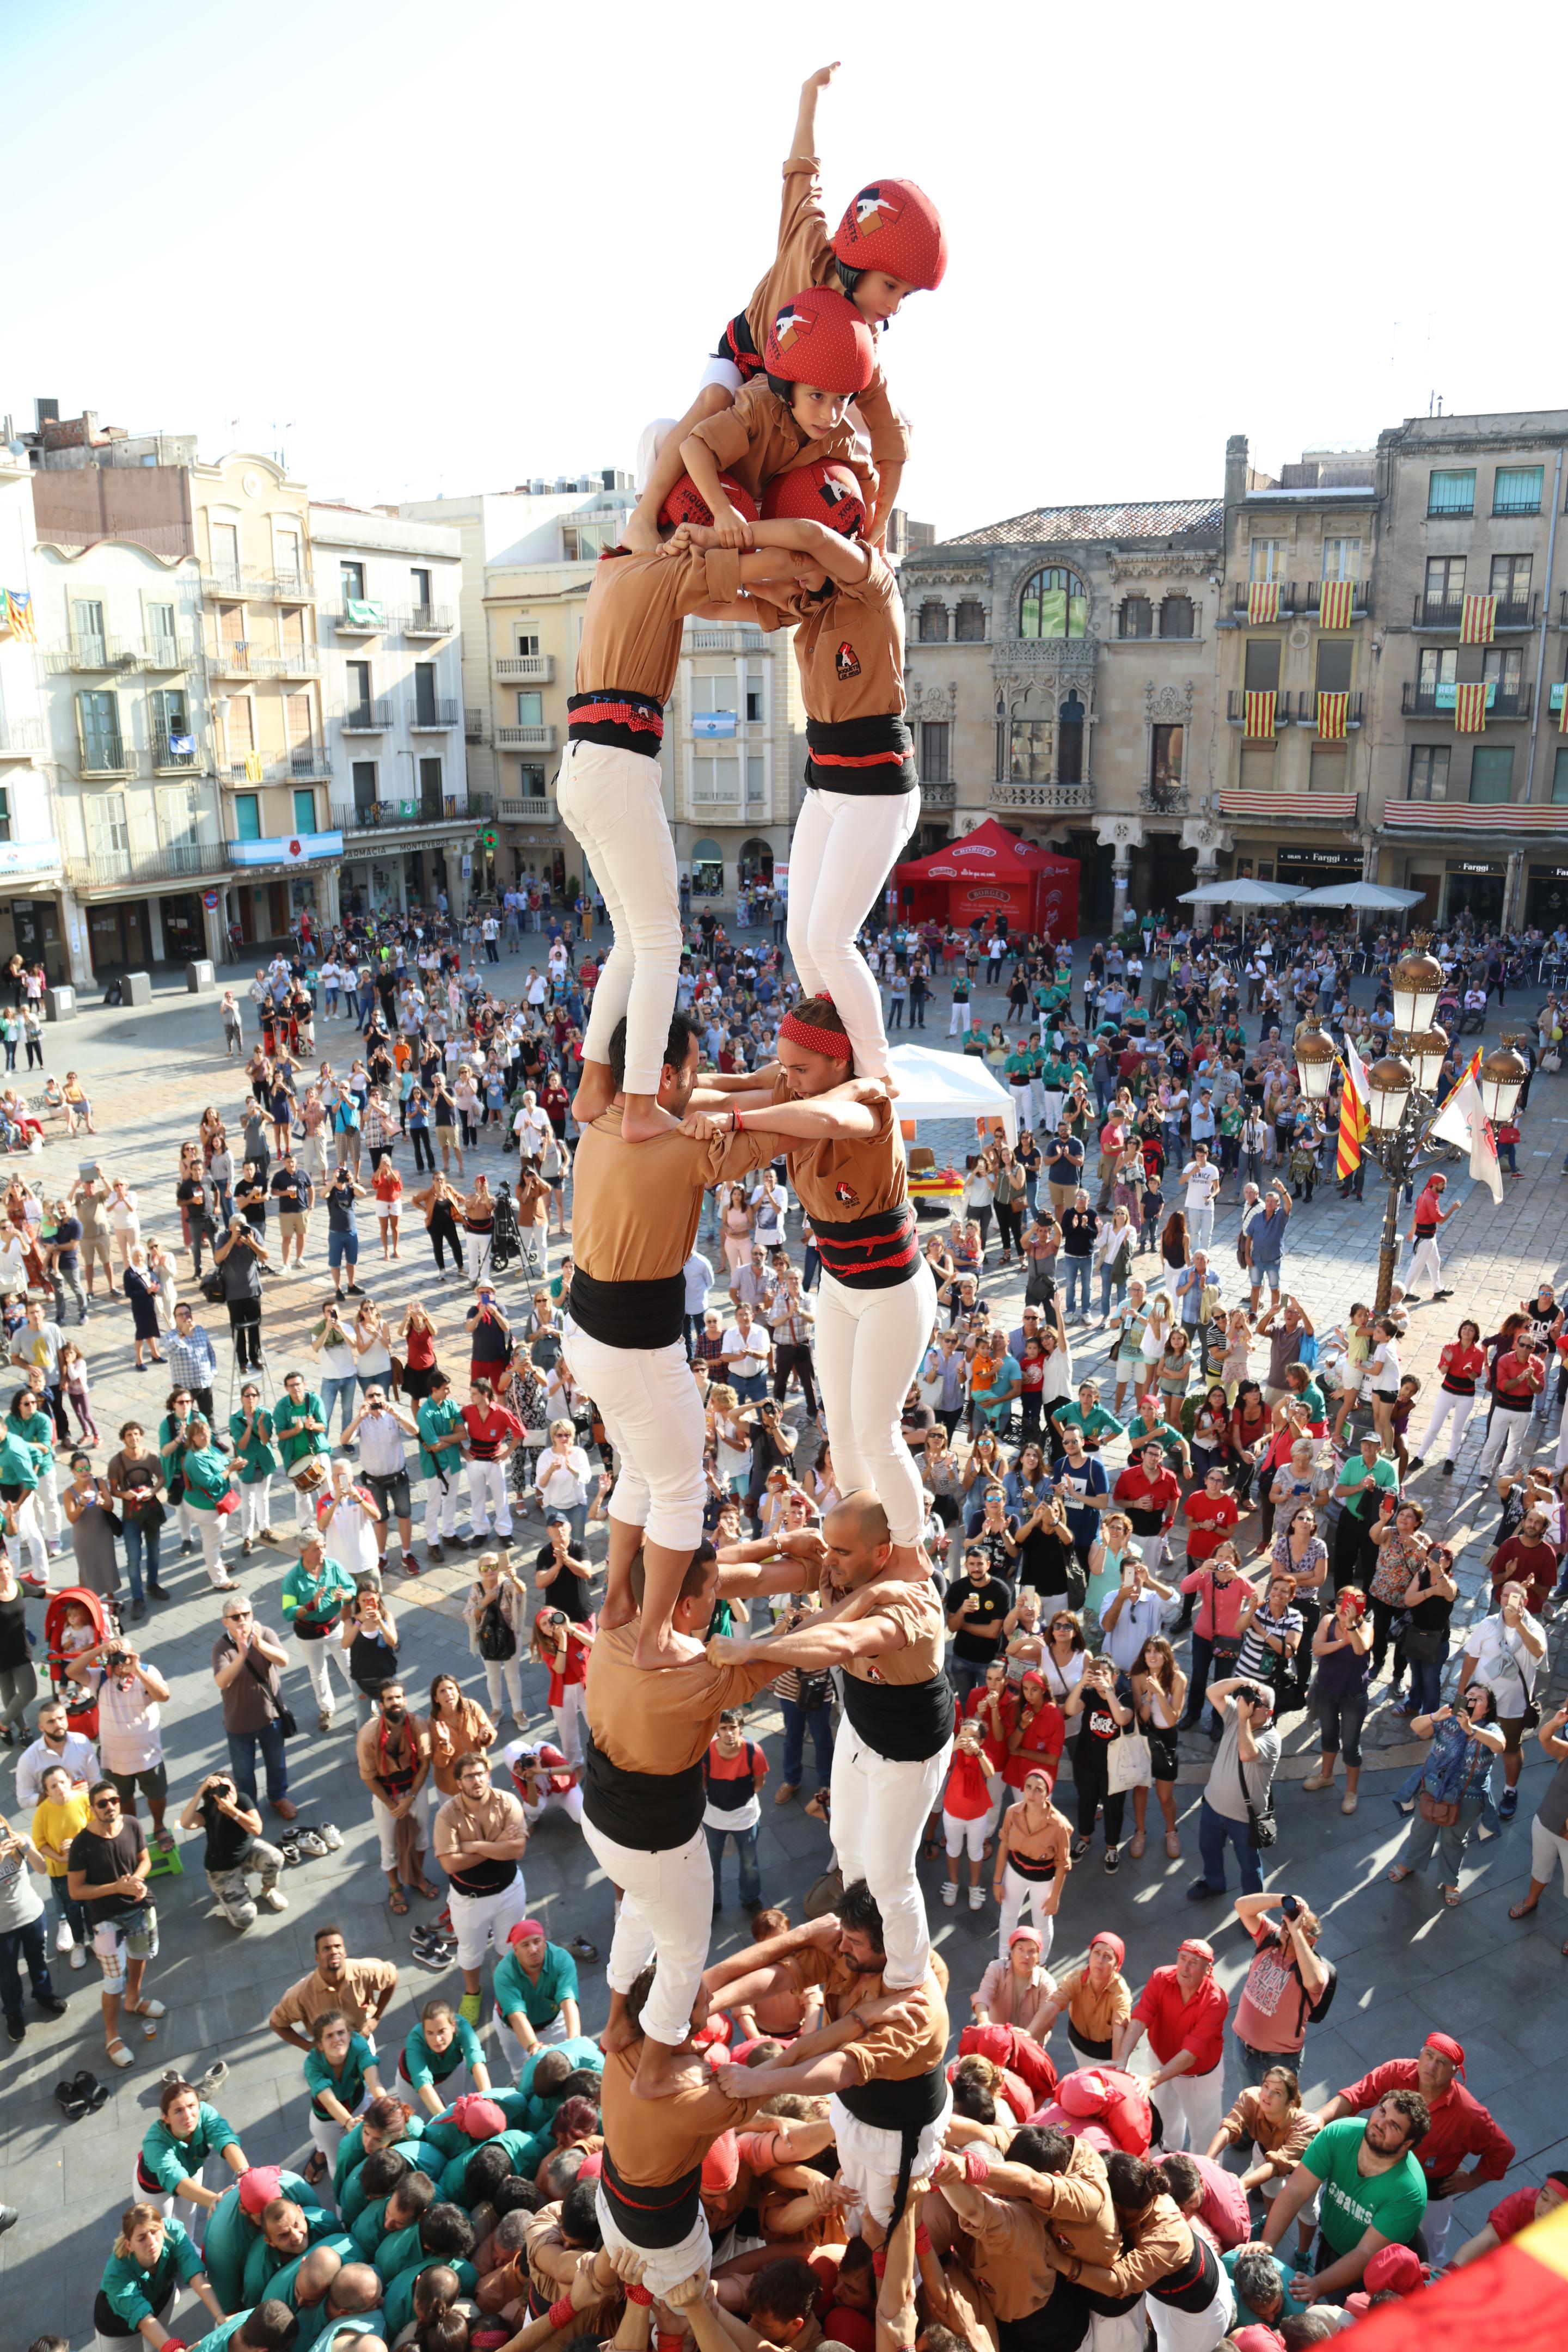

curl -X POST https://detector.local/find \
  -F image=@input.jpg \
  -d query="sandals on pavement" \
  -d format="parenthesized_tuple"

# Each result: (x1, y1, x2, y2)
(74, 2069, 110, 2111)
(388, 1886, 409, 1915)
(105, 2037, 134, 2069)
(567, 1937, 599, 1963)
(303, 2148, 329, 2185)
(54, 2078, 91, 2120)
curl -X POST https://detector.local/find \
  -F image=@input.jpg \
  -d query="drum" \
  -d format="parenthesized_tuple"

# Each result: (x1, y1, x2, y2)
(290, 1454, 329, 1498)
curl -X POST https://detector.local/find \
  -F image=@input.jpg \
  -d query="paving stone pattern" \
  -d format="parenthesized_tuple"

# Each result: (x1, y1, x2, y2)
(5, 961, 1568, 2339)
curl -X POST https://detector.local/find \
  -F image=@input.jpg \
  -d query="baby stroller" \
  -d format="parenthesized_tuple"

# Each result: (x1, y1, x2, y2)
(44, 1584, 118, 1738)
(488, 1179, 523, 1276)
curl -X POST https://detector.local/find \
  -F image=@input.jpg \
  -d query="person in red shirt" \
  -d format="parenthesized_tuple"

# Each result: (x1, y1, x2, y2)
(1112, 1441, 1182, 1572)
(373, 1159, 404, 1261)
(529, 1607, 592, 1768)
(1114, 1935, 1229, 2152)
(1450, 2168, 1568, 2264)
(1405, 1171, 1455, 1302)
(1178, 1542, 1253, 1735)
(1410, 1317, 1484, 1474)
(1314, 2031, 1516, 2265)
(460, 1376, 524, 1543)
(1489, 1506, 1559, 1618)
(1002, 1670, 1065, 1792)
(1476, 1331, 1546, 1480)
(1181, 1466, 1241, 1568)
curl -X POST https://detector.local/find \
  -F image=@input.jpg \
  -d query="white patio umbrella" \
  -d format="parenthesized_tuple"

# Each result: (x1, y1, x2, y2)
(887, 1043, 1018, 1145)
(1290, 881, 1426, 911)
(1177, 878, 1305, 906)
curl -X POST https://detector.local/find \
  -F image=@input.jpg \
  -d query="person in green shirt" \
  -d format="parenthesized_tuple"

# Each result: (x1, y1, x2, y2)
(334, 2098, 426, 2209)
(274, 1369, 329, 1535)
(1123, 1399, 1192, 1477)
(280, 1535, 357, 1731)
(415, 1374, 465, 1563)
(257, 2232, 357, 2318)
(1223, 2244, 1308, 2328)
(202, 2167, 333, 2313)
(1332, 1432, 1400, 1586)
(492, 1922, 583, 2081)
(176, 1415, 241, 1590)
(1048, 1381, 1126, 1455)
(303, 2009, 384, 2174)
(381, 2247, 479, 2344)
(402, 1996, 492, 2117)
(138, 2079, 249, 2225)
(241, 2195, 347, 2310)
(1263, 2102, 1430, 2302)
(289, 2268, 387, 2352)
(229, 1383, 281, 1556)
(95, 2207, 224, 2345)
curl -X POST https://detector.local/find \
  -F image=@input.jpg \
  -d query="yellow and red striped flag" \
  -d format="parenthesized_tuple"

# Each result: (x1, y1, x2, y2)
(243, 751, 264, 782)
(1460, 592, 1497, 644)
(1316, 691, 1349, 741)
(1560, 685, 1568, 736)
(1, 589, 35, 641)
(1318, 578, 1355, 629)
(1247, 580, 1281, 624)
(1337, 1034, 1370, 1180)
(1244, 690, 1277, 740)
(1454, 681, 1489, 733)
(1359, 2177, 1568, 2352)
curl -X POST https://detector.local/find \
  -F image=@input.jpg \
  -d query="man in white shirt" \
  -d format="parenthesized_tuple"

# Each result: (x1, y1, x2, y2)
(751, 1174, 789, 1250)
(513, 1092, 549, 1162)
(94, 1643, 173, 1846)
(682, 1250, 713, 1355)
(729, 1245, 776, 1318)
(14, 1696, 99, 1814)
(720, 1303, 771, 1404)
(481, 915, 500, 964)
(1180, 1143, 1223, 1253)
(525, 968, 548, 1010)
(1099, 1555, 1174, 1670)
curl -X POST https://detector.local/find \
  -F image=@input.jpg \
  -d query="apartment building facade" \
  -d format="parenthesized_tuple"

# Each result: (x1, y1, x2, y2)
(308, 504, 471, 917)
(0, 464, 72, 982)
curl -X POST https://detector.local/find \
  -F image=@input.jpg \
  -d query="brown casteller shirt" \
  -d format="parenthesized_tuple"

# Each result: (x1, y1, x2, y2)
(997, 1798, 1073, 1873)
(1215, 2084, 1318, 2176)
(784, 1946, 948, 2083)
(575, 545, 745, 703)
(601, 2043, 763, 2189)
(585, 1619, 779, 1778)
(828, 1578, 947, 1694)
(1051, 1963, 1134, 2048)
(1053, 2192, 1193, 2295)
(757, 551, 906, 727)
(740, 156, 910, 472)
(950, 2139, 1118, 2317)
(687, 381, 874, 514)
(571, 1113, 776, 1283)
(774, 1090, 908, 1228)
(268, 1956, 399, 2038)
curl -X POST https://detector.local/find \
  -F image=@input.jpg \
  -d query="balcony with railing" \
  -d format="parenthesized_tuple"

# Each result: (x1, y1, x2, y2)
(228, 749, 334, 783)
(1218, 582, 1298, 626)
(78, 735, 132, 777)
(403, 607, 455, 638)
(45, 634, 140, 674)
(247, 646, 320, 678)
(332, 601, 389, 635)
(151, 726, 198, 774)
(408, 699, 458, 732)
(1401, 679, 1534, 720)
(465, 708, 487, 742)
(339, 700, 393, 734)
(989, 778, 1095, 814)
(201, 567, 313, 603)
(1413, 592, 1539, 630)
(1294, 691, 1363, 730)
(688, 626, 765, 652)
(142, 635, 191, 671)
(1218, 786, 1359, 825)
(65, 840, 231, 891)
(920, 781, 957, 810)
(1226, 690, 1294, 729)
(499, 795, 554, 822)
(1300, 580, 1371, 621)
(0, 716, 47, 759)
(497, 722, 558, 750)
(493, 652, 555, 684)
(1385, 792, 1546, 832)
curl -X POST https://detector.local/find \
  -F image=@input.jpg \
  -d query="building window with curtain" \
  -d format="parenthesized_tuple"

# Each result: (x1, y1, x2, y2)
(1118, 597, 1152, 640)
(293, 789, 316, 834)
(954, 600, 985, 641)
(1321, 538, 1362, 582)
(234, 794, 261, 841)
(1159, 595, 1195, 639)
(1468, 746, 1516, 804)
(1149, 724, 1183, 805)
(1408, 746, 1450, 801)
(1018, 568, 1086, 640)
(917, 601, 949, 642)
(1492, 465, 1543, 517)
(921, 722, 950, 783)
(1249, 540, 1285, 583)
(1427, 469, 1475, 517)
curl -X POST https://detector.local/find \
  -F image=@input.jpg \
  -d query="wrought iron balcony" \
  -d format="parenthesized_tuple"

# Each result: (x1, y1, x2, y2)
(464, 708, 487, 742)
(333, 797, 472, 834)
(151, 726, 199, 773)
(340, 701, 393, 733)
(408, 700, 458, 732)
(45, 635, 140, 674)
(0, 716, 47, 757)
(65, 841, 231, 891)
(403, 607, 455, 638)
(988, 779, 1094, 813)
(1413, 592, 1539, 629)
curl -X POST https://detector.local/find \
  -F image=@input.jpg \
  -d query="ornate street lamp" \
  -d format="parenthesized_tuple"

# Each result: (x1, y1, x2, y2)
(1364, 1055, 1414, 1134)
(1294, 1020, 1337, 1103)
(1405, 1027, 1449, 1093)
(1389, 949, 1443, 1036)
(1479, 1044, 1528, 1124)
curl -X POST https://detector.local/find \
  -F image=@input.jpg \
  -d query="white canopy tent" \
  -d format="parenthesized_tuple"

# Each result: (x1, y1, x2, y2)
(887, 1043, 1018, 1146)
(1290, 881, 1426, 911)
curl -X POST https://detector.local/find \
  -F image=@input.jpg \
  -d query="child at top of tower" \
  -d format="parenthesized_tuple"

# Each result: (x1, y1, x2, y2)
(624, 62, 946, 553)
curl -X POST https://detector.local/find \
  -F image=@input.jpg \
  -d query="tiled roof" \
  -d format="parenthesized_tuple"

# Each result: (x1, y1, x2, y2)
(942, 498, 1224, 548)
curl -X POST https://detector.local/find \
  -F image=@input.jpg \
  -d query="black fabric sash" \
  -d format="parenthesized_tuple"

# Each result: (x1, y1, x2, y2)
(567, 690, 665, 761)
(571, 1266, 685, 1351)
(805, 713, 916, 796)
(584, 1732, 704, 1851)
(841, 1667, 953, 1761)
(813, 1204, 919, 1292)
(601, 2150, 702, 2246)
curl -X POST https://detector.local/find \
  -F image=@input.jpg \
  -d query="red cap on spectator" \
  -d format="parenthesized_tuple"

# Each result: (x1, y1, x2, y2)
(1423, 2031, 1465, 2075)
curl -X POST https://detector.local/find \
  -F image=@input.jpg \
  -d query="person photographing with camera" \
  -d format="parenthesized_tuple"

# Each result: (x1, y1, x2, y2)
(1186, 1677, 1281, 1904)
(89, 1636, 174, 1851)
(213, 1216, 267, 1370)
(179, 1768, 287, 1931)
(342, 1385, 419, 1573)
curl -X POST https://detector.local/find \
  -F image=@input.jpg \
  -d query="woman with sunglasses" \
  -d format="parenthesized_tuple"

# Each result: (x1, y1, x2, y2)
(1302, 1585, 1373, 1815)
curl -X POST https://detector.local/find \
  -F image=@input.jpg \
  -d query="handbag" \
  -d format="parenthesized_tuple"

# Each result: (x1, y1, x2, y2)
(1403, 1625, 1447, 1664)
(246, 1649, 298, 1739)
(1107, 1731, 1152, 1793)
(215, 1491, 239, 1516)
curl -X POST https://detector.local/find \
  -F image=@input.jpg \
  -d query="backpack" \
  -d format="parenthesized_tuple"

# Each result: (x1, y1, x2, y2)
(476, 1595, 516, 1662)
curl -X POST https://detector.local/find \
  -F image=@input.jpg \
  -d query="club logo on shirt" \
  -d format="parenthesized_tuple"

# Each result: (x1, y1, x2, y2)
(834, 1180, 859, 1205)
(772, 303, 813, 353)
(853, 185, 903, 240)
(836, 641, 861, 679)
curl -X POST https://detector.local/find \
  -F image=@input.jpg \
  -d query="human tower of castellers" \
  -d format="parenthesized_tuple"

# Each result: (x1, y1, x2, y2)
(80, 63, 1503, 2352)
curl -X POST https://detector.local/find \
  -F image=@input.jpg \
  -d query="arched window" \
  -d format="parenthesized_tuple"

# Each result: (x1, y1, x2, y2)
(954, 599, 987, 642)
(1160, 594, 1195, 640)
(1058, 691, 1085, 784)
(1119, 596, 1153, 640)
(917, 600, 950, 642)
(1019, 567, 1087, 640)
(690, 837, 724, 897)
(739, 836, 773, 883)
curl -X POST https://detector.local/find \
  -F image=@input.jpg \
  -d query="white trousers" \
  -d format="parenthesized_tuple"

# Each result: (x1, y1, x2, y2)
(425, 1474, 460, 1542)
(596, 2186, 713, 2302)
(552, 1685, 587, 1768)
(13, 1491, 47, 1581)
(950, 1003, 971, 1034)
(556, 736, 681, 1094)
(831, 1720, 951, 1990)
(1423, 2194, 1455, 2267)
(1148, 2275, 1234, 2352)
(1477, 1405, 1535, 1481)
(997, 1863, 1056, 1965)
(581, 1816, 712, 2048)
(813, 1260, 937, 1546)
(464, 1228, 494, 1285)
(1089, 2312, 1146, 2352)
(828, 2086, 953, 2227)
(1532, 1814, 1568, 1890)
(523, 1785, 585, 1832)
(1418, 1389, 1475, 1463)
(1152, 2063, 1223, 2153)
(944, 1811, 986, 1861)
(129, 2152, 212, 2239)
(239, 1478, 273, 1539)
(293, 1478, 320, 1532)
(786, 784, 920, 1085)
(566, 1328, 706, 1549)
(448, 1876, 531, 1970)
(309, 2096, 367, 2165)
(194, 1511, 229, 1588)
(35, 1465, 61, 1546)
(466, 1459, 513, 1538)
(296, 1630, 348, 1712)
(1407, 1236, 1443, 1293)
(483, 1655, 524, 1721)
(371, 1794, 407, 1875)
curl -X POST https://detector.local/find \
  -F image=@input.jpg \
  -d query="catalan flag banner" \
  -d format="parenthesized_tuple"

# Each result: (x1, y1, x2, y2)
(1336, 1033, 1370, 1180)
(1243, 691, 1277, 740)
(1318, 579, 1355, 630)
(1316, 691, 1349, 741)
(1361, 2151, 1568, 2352)
(1561, 685, 1568, 735)
(1247, 581, 1281, 624)
(243, 751, 264, 782)
(1460, 592, 1497, 645)
(0, 589, 36, 641)
(1454, 681, 1489, 733)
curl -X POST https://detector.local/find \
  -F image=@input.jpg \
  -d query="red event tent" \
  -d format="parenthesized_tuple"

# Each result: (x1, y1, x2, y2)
(893, 817, 1080, 941)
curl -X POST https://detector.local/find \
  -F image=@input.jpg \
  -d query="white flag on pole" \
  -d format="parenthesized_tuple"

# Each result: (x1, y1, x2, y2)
(1431, 1071, 1503, 1203)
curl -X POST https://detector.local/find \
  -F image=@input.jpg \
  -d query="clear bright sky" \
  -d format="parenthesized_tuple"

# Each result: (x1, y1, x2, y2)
(8, 0, 1567, 542)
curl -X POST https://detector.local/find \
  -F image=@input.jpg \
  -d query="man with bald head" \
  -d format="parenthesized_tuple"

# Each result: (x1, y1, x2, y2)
(291, 2258, 385, 2352)
(710, 1486, 952, 1991)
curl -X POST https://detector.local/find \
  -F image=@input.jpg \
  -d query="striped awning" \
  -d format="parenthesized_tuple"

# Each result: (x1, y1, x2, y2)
(1218, 789, 1358, 819)
(1385, 802, 1539, 829)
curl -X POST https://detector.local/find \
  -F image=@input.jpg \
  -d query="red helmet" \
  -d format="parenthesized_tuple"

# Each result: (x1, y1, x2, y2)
(763, 289, 875, 396)
(658, 471, 758, 531)
(761, 461, 868, 541)
(832, 178, 947, 292)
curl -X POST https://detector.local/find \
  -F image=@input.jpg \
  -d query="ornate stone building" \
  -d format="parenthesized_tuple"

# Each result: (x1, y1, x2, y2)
(900, 499, 1225, 927)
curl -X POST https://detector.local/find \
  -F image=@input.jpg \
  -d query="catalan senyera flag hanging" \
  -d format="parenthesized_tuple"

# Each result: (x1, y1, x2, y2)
(1560, 683, 1568, 734)
(1316, 691, 1349, 741)
(1247, 580, 1281, 624)
(243, 751, 264, 782)
(1363, 2174, 1568, 2352)
(1244, 691, 1277, 740)
(1318, 578, 1355, 630)
(1460, 592, 1497, 645)
(1, 589, 36, 642)
(1337, 1033, 1371, 1180)
(1454, 681, 1489, 733)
